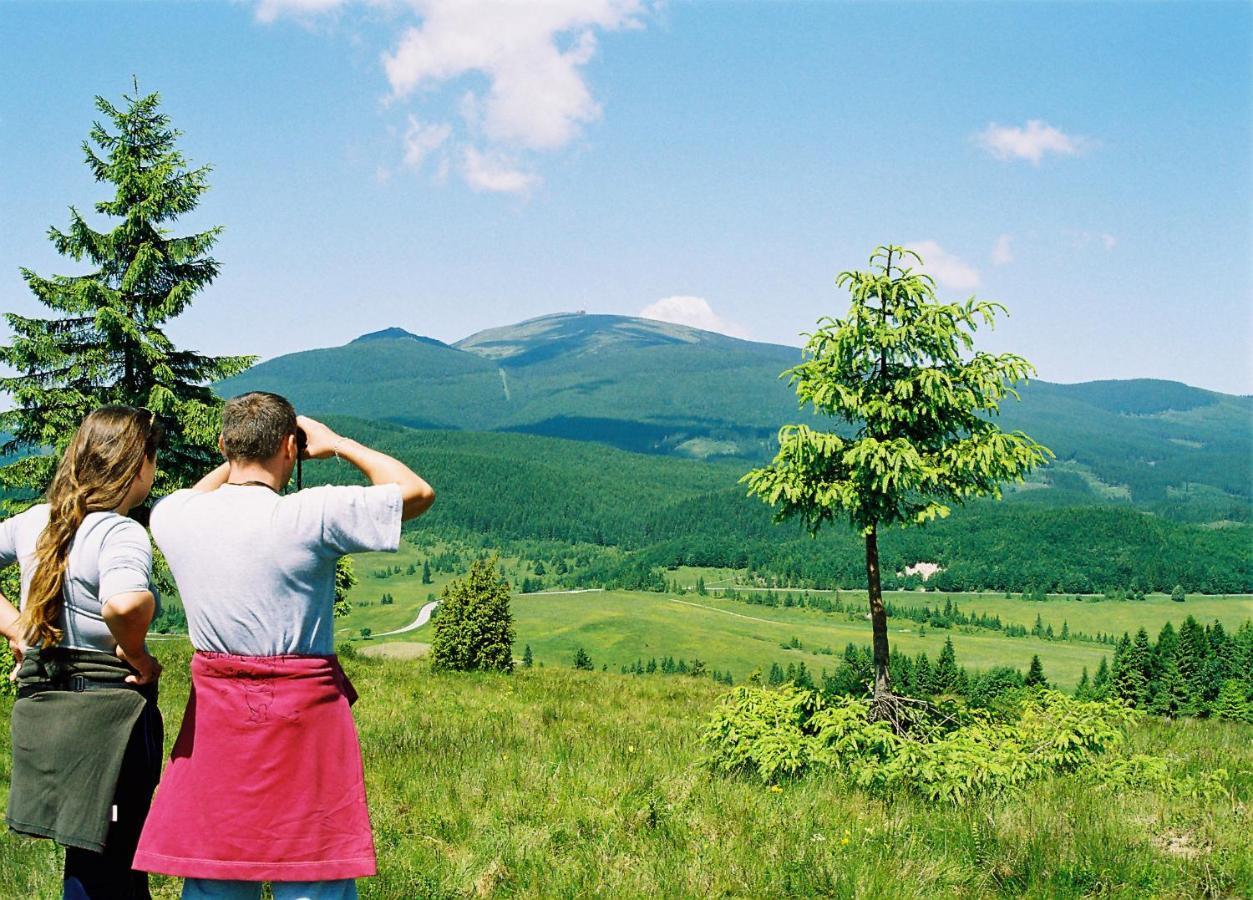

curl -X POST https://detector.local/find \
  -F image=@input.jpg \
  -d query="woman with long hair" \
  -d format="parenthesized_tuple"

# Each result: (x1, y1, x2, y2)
(0, 406, 165, 899)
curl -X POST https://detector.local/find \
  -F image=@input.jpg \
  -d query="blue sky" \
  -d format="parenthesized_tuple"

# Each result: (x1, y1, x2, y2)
(1, 1, 1250, 393)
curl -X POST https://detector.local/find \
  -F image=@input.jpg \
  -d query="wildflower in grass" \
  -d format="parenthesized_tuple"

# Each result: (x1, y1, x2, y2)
(769, 785, 783, 793)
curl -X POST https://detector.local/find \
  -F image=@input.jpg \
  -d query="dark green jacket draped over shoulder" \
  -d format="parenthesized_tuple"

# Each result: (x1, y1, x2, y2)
(7, 646, 160, 852)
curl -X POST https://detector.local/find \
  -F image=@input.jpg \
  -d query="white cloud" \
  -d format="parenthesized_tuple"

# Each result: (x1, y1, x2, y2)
(1101, 233, 1117, 251)
(907, 241, 982, 292)
(462, 146, 539, 194)
(975, 120, 1090, 165)
(638, 296, 751, 339)
(402, 115, 452, 170)
(382, 2, 644, 151)
(991, 233, 1014, 266)
(255, 0, 651, 194)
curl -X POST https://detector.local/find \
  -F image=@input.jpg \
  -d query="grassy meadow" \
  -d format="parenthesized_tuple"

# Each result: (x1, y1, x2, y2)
(2, 642, 1250, 898)
(341, 548, 1252, 690)
(508, 590, 1111, 689)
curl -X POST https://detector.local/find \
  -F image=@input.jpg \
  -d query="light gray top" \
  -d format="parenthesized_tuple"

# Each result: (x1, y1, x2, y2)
(0, 504, 155, 653)
(150, 482, 403, 656)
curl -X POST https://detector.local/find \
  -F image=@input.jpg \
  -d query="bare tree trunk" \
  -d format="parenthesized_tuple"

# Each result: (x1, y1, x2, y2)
(864, 524, 892, 698)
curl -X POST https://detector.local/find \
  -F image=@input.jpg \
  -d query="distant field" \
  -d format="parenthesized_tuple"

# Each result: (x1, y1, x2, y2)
(343, 553, 1251, 689)
(337, 540, 535, 639)
(510, 591, 1119, 688)
(670, 567, 1253, 639)
(880, 589, 1253, 638)
(371, 586, 1108, 688)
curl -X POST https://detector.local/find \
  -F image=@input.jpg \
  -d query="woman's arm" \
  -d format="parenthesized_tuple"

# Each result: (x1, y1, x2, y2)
(191, 462, 231, 493)
(0, 592, 20, 643)
(102, 591, 161, 685)
(0, 592, 24, 671)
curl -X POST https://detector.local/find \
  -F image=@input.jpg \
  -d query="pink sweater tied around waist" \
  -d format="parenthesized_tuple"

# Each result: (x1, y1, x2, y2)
(133, 652, 376, 882)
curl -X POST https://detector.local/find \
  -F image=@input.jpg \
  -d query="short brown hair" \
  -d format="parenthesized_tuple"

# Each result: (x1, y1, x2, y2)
(221, 392, 297, 461)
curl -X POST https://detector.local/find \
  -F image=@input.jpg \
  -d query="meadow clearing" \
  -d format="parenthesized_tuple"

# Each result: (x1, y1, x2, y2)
(339, 544, 1253, 691)
(1, 643, 1249, 898)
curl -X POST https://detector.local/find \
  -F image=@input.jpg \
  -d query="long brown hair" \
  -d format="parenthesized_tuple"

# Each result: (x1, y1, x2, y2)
(22, 407, 163, 647)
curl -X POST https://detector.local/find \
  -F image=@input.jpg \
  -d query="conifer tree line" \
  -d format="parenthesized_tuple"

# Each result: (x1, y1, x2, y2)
(575, 623, 1253, 723)
(1090, 616, 1253, 720)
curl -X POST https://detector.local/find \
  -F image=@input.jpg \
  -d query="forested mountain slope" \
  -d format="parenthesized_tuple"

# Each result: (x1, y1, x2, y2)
(303, 418, 1252, 593)
(218, 313, 1253, 524)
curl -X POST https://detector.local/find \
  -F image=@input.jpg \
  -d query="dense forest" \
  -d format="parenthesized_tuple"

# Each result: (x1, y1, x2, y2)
(302, 418, 1252, 593)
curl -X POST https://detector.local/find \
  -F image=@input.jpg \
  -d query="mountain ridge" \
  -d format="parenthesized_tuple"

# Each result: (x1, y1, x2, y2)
(215, 312, 1252, 523)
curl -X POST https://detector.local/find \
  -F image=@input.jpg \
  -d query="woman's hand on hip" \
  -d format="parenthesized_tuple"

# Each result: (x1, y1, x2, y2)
(117, 645, 162, 685)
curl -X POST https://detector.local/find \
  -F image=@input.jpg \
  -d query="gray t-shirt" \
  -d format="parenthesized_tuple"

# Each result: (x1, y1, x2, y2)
(150, 482, 402, 656)
(0, 504, 155, 653)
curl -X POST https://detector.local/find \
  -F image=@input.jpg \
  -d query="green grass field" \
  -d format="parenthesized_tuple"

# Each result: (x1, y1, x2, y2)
(341, 551, 1252, 690)
(1, 643, 1249, 898)
(336, 541, 538, 639)
(880, 590, 1253, 639)
(507, 590, 1114, 688)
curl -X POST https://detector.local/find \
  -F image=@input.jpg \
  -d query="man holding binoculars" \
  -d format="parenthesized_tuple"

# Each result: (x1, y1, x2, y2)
(132, 391, 434, 900)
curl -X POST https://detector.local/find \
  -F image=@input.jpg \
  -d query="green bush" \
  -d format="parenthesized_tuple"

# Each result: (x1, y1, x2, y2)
(430, 554, 515, 673)
(1086, 752, 1230, 800)
(701, 685, 1141, 803)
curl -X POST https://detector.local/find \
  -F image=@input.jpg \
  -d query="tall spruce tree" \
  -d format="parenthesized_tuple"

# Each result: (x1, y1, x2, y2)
(1150, 656, 1191, 719)
(935, 637, 959, 692)
(1115, 629, 1153, 708)
(742, 245, 1050, 710)
(1154, 622, 1179, 678)
(1092, 656, 1111, 699)
(1074, 666, 1091, 700)
(1175, 616, 1209, 709)
(0, 85, 254, 508)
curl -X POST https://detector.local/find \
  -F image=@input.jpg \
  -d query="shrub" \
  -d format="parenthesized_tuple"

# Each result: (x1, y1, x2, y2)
(1087, 753, 1230, 800)
(701, 685, 1139, 803)
(430, 554, 515, 673)
(966, 667, 1025, 710)
(701, 684, 821, 783)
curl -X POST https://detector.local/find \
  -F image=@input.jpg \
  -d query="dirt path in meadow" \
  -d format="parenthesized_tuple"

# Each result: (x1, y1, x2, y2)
(373, 588, 606, 639)
(375, 599, 441, 637)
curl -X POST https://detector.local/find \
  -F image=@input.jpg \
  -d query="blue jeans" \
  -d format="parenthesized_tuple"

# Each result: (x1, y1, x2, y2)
(181, 879, 357, 900)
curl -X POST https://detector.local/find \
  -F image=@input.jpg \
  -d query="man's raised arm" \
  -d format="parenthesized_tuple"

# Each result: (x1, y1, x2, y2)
(297, 416, 434, 521)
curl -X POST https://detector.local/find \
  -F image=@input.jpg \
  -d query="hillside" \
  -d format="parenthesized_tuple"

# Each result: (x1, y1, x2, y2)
(218, 312, 1252, 523)
(2, 642, 1248, 897)
(302, 418, 1252, 592)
